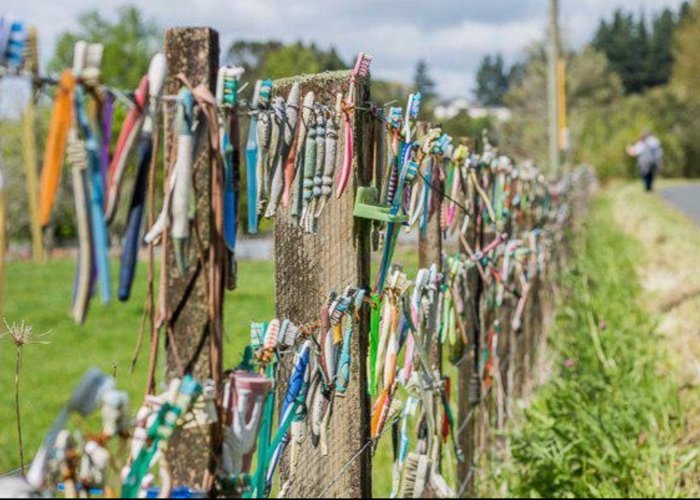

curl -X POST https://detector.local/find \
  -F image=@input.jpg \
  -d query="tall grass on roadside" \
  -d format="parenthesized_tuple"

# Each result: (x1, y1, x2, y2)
(491, 196, 694, 497)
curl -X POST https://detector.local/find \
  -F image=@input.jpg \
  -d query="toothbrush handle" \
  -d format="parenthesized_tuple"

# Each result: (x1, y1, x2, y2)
(118, 133, 152, 301)
(246, 118, 259, 234)
(335, 322, 353, 393)
(335, 114, 353, 198)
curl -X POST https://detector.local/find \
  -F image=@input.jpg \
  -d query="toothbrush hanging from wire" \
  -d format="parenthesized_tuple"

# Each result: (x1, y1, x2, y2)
(73, 42, 112, 304)
(245, 80, 272, 234)
(374, 92, 422, 293)
(216, 65, 245, 288)
(170, 89, 196, 275)
(105, 76, 149, 224)
(117, 53, 166, 301)
(336, 52, 372, 199)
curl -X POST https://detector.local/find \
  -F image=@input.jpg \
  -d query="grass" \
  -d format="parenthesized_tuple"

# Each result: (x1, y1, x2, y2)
(486, 191, 698, 497)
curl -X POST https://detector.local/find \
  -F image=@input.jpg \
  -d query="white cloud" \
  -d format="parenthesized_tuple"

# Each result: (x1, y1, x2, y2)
(4, 0, 688, 97)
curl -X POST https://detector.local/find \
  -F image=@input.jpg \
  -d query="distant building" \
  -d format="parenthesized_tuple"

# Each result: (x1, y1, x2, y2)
(434, 98, 512, 122)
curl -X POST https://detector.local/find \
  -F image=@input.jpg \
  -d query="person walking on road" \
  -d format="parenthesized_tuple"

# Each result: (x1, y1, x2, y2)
(626, 131, 663, 192)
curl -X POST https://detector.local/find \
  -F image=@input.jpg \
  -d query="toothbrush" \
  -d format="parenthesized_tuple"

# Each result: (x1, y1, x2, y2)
(286, 91, 314, 212)
(74, 43, 112, 304)
(245, 80, 262, 234)
(253, 80, 273, 225)
(27, 369, 113, 489)
(5, 19, 26, 72)
(336, 289, 365, 394)
(261, 96, 282, 218)
(264, 340, 312, 492)
(118, 53, 166, 301)
(121, 376, 202, 498)
(303, 103, 326, 232)
(300, 110, 318, 227)
(170, 88, 195, 275)
(314, 93, 342, 219)
(374, 92, 421, 292)
(265, 82, 300, 218)
(39, 71, 77, 227)
(217, 66, 245, 281)
(105, 76, 149, 224)
(336, 52, 372, 198)
(66, 129, 92, 324)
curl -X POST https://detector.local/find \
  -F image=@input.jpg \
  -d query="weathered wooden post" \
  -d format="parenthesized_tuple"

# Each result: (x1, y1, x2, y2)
(163, 27, 221, 487)
(416, 122, 443, 274)
(272, 71, 372, 497)
(456, 145, 483, 496)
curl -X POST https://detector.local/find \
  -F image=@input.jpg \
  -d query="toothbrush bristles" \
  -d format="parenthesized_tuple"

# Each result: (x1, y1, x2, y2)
(353, 52, 373, 77)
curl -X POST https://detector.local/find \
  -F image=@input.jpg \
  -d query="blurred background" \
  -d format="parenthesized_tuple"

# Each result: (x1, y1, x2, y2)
(1, 0, 699, 246)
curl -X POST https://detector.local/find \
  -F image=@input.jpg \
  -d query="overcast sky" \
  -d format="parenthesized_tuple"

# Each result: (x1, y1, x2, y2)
(4, 0, 689, 98)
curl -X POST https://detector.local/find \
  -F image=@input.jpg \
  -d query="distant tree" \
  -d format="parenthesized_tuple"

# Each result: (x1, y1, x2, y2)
(672, 2, 700, 173)
(413, 59, 436, 116)
(475, 55, 509, 106)
(592, 5, 688, 93)
(49, 6, 161, 90)
(226, 40, 346, 83)
(648, 8, 675, 87)
(673, 2, 700, 97)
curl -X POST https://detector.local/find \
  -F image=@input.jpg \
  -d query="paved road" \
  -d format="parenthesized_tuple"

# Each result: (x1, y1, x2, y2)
(659, 184, 700, 225)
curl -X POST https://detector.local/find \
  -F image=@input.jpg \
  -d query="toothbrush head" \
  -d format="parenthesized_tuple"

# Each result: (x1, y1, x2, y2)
(399, 452, 431, 498)
(250, 322, 265, 350)
(264, 319, 280, 351)
(67, 368, 113, 417)
(256, 79, 273, 108)
(408, 92, 422, 120)
(24, 26, 38, 76)
(72, 40, 88, 75)
(147, 53, 167, 100)
(436, 134, 452, 155)
(387, 107, 403, 129)
(277, 320, 299, 350)
(217, 65, 244, 107)
(351, 52, 373, 80)
(6, 20, 27, 72)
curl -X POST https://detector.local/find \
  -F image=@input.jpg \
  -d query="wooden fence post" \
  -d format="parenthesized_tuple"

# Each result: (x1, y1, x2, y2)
(163, 27, 221, 487)
(416, 122, 442, 274)
(456, 154, 483, 497)
(272, 71, 372, 498)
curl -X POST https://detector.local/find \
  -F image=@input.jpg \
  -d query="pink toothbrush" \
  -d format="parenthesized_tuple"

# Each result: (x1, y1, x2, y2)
(336, 52, 372, 198)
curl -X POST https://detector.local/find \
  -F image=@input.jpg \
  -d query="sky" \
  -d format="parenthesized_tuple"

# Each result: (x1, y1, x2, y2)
(3, 0, 689, 99)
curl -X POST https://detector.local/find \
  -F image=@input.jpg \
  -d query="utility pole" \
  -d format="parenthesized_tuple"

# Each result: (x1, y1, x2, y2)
(547, 0, 560, 175)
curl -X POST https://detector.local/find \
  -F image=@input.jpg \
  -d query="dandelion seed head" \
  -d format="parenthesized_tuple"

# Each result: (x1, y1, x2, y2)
(2, 319, 51, 347)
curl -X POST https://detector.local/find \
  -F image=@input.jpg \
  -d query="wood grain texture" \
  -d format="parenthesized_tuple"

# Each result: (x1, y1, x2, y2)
(272, 70, 372, 498)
